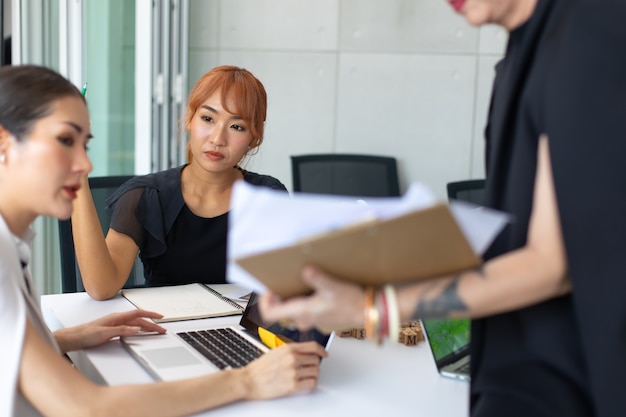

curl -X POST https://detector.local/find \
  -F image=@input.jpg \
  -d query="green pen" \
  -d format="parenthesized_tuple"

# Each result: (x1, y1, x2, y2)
(81, 82, 87, 97)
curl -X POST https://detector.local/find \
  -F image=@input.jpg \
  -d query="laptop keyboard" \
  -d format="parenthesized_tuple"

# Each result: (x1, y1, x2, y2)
(177, 328, 264, 370)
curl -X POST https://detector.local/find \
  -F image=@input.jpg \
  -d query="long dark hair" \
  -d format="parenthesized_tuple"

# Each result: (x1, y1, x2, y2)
(0, 65, 85, 141)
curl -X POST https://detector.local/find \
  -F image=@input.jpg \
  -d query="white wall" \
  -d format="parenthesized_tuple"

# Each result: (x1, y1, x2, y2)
(188, 0, 507, 199)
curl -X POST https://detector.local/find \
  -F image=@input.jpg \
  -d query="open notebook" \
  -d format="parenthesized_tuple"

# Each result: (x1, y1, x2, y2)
(121, 293, 334, 381)
(121, 283, 244, 323)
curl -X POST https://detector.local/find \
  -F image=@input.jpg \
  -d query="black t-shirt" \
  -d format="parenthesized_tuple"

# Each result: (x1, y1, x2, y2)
(472, 0, 626, 415)
(148, 207, 228, 286)
(107, 165, 287, 286)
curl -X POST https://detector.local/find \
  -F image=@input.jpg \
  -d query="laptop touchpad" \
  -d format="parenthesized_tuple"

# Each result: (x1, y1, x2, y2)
(142, 347, 202, 368)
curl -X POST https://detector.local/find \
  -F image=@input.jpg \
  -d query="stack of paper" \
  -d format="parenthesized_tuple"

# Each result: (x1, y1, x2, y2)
(227, 181, 508, 299)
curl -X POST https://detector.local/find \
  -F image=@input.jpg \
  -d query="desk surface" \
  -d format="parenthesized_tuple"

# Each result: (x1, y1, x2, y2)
(41, 285, 468, 417)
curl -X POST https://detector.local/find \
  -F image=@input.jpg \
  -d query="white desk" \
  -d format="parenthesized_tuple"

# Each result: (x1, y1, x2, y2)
(41, 286, 468, 417)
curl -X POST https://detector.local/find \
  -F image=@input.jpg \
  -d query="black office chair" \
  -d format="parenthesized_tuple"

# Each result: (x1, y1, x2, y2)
(446, 179, 486, 205)
(58, 175, 145, 293)
(291, 153, 401, 197)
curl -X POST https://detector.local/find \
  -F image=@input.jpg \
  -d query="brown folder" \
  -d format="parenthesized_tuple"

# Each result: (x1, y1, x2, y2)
(235, 203, 481, 299)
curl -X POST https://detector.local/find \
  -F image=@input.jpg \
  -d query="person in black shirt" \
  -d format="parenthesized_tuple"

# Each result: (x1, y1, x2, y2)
(259, 1, 626, 416)
(72, 65, 286, 300)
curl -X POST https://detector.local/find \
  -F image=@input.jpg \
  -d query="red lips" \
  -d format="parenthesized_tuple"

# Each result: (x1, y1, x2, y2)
(205, 151, 224, 161)
(449, 0, 466, 13)
(64, 185, 80, 199)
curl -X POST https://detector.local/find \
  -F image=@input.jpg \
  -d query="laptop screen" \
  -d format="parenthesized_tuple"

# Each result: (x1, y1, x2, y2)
(422, 318, 470, 363)
(240, 293, 332, 347)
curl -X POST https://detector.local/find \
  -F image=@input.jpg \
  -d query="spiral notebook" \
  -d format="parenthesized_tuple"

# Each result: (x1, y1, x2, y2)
(121, 283, 244, 323)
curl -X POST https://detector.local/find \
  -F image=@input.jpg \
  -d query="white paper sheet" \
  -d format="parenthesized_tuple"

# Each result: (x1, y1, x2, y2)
(226, 181, 509, 293)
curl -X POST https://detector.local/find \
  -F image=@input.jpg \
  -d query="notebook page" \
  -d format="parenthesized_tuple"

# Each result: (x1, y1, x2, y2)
(121, 283, 243, 323)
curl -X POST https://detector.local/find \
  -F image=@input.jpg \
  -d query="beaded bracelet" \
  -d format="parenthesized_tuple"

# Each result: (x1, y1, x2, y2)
(364, 284, 400, 345)
(384, 284, 400, 343)
(377, 287, 389, 344)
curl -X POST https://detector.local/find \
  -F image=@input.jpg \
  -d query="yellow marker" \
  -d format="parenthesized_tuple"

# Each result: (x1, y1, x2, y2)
(258, 327, 286, 349)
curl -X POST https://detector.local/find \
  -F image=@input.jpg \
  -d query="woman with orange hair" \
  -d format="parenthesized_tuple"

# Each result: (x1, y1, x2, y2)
(72, 65, 286, 300)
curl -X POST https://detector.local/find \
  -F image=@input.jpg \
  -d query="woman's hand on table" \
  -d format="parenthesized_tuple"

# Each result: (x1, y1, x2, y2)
(53, 309, 166, 353)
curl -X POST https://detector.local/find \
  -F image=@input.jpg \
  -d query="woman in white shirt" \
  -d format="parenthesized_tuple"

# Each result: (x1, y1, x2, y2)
(0, 64, 326, 417)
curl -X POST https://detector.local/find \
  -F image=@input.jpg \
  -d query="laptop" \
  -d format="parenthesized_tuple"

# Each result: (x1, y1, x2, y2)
(421, 318, 471, 382)
(121, 292, 334, 381)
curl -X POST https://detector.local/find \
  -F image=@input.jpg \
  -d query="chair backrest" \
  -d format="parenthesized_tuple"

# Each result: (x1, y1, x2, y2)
(58, 175, 144, 293)
(291, 153, 400, 197)
(446, 179, 486, 205)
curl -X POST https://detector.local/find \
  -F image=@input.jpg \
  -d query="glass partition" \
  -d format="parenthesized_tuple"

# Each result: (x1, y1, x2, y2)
(15, 0, 187, 294)
(85, 0, 136, 176)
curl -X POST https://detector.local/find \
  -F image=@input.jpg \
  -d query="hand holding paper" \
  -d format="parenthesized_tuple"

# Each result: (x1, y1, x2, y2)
(227, 181, 509, 298)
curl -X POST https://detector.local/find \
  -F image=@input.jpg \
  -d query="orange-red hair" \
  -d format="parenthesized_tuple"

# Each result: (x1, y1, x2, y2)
(185, 65, 267, 162)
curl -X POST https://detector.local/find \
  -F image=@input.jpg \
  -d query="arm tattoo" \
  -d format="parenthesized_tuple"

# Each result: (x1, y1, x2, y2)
(476, 265, 486, 278)
(411, 275, 468, 320)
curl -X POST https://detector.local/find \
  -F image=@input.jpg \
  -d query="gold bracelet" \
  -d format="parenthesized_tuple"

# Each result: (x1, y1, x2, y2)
(364, 286, 379, 342)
